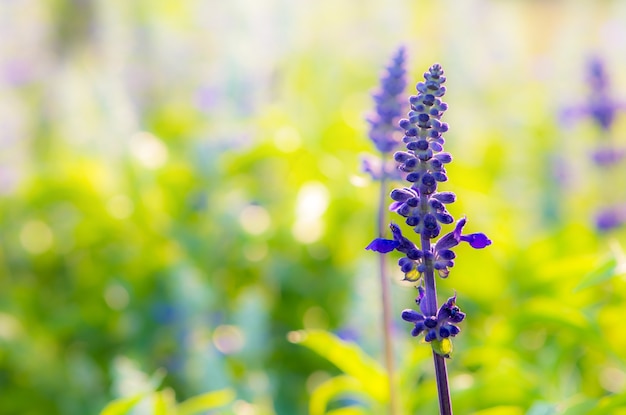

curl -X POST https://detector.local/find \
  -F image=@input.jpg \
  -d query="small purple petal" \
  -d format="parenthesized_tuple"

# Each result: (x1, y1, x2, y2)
(453, 217, 467, 239)
(401, 309, 425, 323)
(389, 223, 403, 240)
(365, 238, 399, 253)
(431, 191, 456, 204)
(460, 233, 492, 248)
(389, 201, 403, 212)
(449, 311, 465, 324)
(434, 230, 459, 251)
(411, 323, 425, 337)
(448, 325, 460, 336)
(424, 316, 438, 328)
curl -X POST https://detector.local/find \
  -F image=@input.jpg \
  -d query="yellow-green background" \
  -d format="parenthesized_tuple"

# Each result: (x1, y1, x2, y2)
(2, 1, 626, 414)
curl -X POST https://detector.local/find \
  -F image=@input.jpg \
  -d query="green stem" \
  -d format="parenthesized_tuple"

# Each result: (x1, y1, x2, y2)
(421, 221, 452, 415)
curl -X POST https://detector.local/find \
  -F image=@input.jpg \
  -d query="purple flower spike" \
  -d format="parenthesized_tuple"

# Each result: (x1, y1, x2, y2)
(366, 60, 491, 410)
(370, 63, 491, 284)
(367, 47, 408, 154)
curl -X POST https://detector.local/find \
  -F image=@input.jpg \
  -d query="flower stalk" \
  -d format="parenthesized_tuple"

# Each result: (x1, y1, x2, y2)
(367, 63, 491, 414)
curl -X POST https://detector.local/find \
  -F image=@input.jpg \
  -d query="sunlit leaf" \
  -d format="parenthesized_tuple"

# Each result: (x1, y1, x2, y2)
(326, 405, 370, 415)
(526, 402, 558, 415)
(154, 388, 177, 415)
(176, 388, 235, 415)
(309, 375, 367, 415)
(99, 394, 145, 415)
(512, 298, 590, 332)
(559, 398, 598, 415)
(585, 389, 626, 415)
(288, 330, 388, 403)
(575, 242, 626, 291)
(472, 406, 524, 415)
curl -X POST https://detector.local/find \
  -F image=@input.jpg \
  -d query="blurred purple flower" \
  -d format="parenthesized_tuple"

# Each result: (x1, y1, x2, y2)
(596, 205, 626, 232)
(360, 154, 403, 181)
(366, 47, 408, 154)
(562, 56, 625, 132)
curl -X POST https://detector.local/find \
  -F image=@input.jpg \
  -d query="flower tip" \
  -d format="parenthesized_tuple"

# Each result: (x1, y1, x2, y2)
(464, 233, 492, 249)
(389, 201, 403, 212)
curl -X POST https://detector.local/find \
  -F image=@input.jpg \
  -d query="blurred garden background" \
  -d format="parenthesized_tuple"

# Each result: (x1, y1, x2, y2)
(2, 0, 626, 414)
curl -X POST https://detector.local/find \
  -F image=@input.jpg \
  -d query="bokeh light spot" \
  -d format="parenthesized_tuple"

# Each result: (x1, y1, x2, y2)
(104, 284, 130, 310)
(600, 366, 626, 393)
(129, 131, 168, 169)
(239, 205, 271, 235)
(233, 400, 257, 415)
(292, 182, 329, 244)
(107, 194, 134, 219)
(319, 155, 342, 179)
(349, 174, 369, 187)
(212, 325, 245, 354)
(243, 242, 268, 262)
(286, 330, 305, 343)
(292, 218, 324, 245)
(341, 92, 369, 130)
(274, 125, 301, 153)
(451, 373, 474, 390)
(0, 313, 22, 341)
(20, 220, 53, 254)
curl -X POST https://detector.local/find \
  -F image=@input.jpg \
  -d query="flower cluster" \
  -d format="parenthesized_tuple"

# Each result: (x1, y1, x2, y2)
(367, 63, 491, 347)
(367, 218, 489, 281)
(401, 288, 465, 344)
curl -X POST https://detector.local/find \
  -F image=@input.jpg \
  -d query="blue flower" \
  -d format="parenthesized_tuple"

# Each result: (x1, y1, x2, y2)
(401, 293, 465, 342)
(366, 219, 490, 280)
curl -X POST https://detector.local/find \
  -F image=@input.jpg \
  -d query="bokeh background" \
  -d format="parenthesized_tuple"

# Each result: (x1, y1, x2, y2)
(2, 0, 626, 414)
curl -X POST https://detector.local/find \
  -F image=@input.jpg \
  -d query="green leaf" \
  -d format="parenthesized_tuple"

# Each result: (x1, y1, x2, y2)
(472, 406, 524, 415)
(513, 298, 589, 332)
(526, 402, 558, 415)
(575, 241, 626, 291)
(309, 375, 365, 415)
(153, 388, 177, 415)
(99, 394, 145, 415)
(559, 398, 598, 415)
(176, 388, 236, 415)
(326, 406, 370, 415)
(586, 389, 626, 415)
(288, 330, 388, 403)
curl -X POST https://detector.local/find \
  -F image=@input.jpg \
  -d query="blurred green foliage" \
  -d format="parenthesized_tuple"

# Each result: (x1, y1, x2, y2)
(2, 1, 626, 414)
